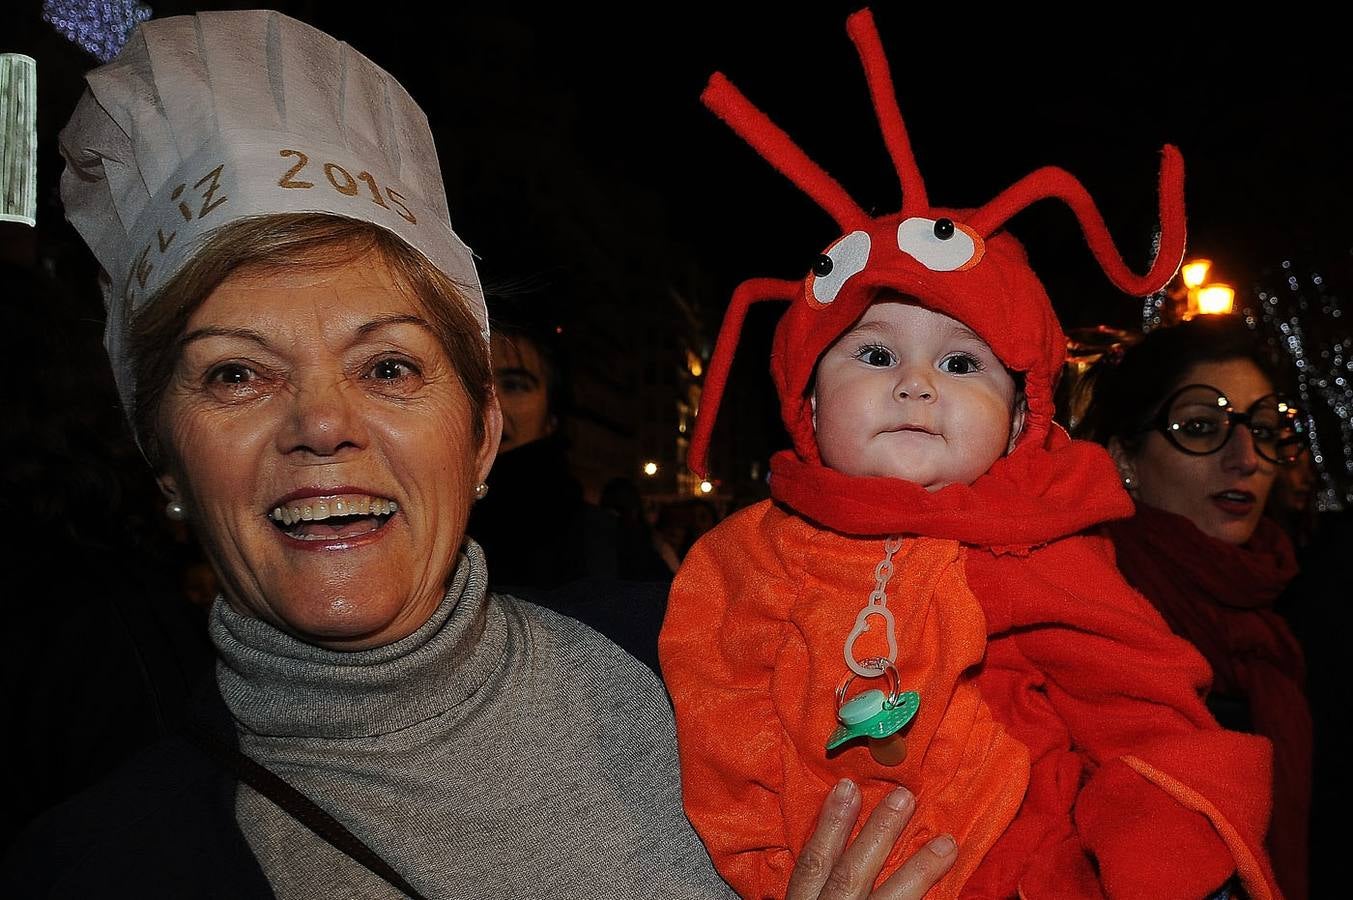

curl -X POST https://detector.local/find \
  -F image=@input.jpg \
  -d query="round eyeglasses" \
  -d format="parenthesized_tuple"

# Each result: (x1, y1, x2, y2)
(1144, 384, 1308, 465)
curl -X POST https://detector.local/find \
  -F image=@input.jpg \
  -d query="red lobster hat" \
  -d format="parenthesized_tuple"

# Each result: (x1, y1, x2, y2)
(688, 9, 1186, 478)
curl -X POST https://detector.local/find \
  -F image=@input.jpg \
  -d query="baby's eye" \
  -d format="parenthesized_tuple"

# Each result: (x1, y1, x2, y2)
(940, 353, 983, 375)
(855, 345, 895, 367)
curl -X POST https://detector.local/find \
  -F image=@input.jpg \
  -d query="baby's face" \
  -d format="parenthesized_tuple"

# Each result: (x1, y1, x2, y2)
(813, 301, 1024, 491)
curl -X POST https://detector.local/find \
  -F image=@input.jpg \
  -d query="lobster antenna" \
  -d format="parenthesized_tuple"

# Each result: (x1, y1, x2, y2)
(688, 278, 799, 476)
(702, 73, 868, 231)
(845, 9, 929, 214)
(966, 147, 1187, 296)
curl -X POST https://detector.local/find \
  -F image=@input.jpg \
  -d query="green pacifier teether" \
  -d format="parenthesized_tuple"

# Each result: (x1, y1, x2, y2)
(827, 538, 920, 766)
(826, 664, 920, 751)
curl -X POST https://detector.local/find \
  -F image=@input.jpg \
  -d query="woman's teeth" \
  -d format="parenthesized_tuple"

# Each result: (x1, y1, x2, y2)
(269, 497, 398, 526)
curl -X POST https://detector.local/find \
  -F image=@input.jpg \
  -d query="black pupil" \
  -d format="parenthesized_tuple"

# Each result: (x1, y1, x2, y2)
(934, 218, 955, 240)
(813, 254, 834, 277)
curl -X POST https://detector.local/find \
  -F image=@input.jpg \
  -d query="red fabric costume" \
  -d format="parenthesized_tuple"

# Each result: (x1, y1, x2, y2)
(659, 10, 1281, 899)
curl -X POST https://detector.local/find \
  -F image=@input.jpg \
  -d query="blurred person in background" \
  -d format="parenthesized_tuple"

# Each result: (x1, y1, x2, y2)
(1080, 314, 1312, 898)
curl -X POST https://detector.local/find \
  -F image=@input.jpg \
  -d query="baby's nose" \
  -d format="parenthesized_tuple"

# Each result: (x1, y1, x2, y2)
(896, 367, 936, 401)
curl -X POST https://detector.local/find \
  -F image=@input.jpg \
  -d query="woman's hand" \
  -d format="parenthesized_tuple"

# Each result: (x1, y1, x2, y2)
(786, 780, 956, 900)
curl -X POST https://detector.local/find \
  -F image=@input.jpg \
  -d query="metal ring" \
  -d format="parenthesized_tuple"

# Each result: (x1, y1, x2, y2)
(835, 658, 902, 709)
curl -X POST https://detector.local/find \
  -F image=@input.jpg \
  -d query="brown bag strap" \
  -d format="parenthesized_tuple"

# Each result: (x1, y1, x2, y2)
(184, 717, 428, 900)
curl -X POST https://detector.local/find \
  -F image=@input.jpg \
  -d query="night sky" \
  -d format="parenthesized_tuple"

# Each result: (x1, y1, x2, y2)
(17, 4, 1353, 333)
(347, 4, 1352, 330)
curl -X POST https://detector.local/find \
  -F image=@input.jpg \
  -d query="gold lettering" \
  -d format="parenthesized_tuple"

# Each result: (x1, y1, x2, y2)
(194, 164, 228, 218)
(385, 188, 416, 225)
(132, 244, 153, 289)
(277, 149, 314, 189)
(324, 162, 358, 196)
(170, 183, 193, 221)
(357, 171, 389, 208)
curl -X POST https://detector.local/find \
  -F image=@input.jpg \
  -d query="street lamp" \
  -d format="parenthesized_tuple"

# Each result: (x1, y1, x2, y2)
(1181, 259, 1211, 290)
(1195, 284, 1235, 316)
(1167, 258, 1235, 321)
(643, 461, 659, 476)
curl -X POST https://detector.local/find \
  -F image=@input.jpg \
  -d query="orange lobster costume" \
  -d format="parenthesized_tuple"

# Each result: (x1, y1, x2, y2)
(659, 11, 1281, 900)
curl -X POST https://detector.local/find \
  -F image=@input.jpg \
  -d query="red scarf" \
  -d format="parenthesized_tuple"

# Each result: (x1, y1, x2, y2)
(770, 425, 1132, 551)
(1108, 504, 1310, 900)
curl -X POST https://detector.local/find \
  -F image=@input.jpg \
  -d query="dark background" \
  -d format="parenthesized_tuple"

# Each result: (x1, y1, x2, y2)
(17, 5, 1353, 309)
(3, 2, 1350, 866)
(8, 3, 1352, 492)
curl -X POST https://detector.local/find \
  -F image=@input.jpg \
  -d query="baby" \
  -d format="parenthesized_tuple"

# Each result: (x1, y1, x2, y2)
(659, 11, 1280, 900)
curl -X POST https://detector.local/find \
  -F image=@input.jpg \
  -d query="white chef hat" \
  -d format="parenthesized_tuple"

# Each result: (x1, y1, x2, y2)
(58, 9, 486, 415)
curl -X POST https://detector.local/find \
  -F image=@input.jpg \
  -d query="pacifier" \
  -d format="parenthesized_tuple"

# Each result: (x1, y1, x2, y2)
(826, 658, 920, 766)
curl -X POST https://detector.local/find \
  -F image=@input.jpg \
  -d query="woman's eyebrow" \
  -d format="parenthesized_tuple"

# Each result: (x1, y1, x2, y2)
(179, 325, 269, 350)
(495, 366, 540, 386)
(355, 313, 433, 338)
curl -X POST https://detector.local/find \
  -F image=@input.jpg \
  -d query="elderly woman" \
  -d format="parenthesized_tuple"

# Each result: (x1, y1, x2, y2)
(3, 11, 959, 899)
(1079, 314, 1312, 900)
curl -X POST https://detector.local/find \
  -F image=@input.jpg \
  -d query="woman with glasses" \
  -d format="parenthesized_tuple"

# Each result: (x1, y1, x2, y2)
(1079, 314, 1311, 900)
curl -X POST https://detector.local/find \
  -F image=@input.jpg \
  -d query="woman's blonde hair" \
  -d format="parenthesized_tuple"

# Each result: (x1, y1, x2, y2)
(127, 213, 491, 464)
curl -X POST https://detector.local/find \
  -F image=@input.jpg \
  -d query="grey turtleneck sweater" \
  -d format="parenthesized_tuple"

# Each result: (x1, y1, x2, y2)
(212, 543, 731, 899)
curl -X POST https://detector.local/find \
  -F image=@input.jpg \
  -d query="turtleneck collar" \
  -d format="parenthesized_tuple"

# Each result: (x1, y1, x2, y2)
(211, 541, 505, 739)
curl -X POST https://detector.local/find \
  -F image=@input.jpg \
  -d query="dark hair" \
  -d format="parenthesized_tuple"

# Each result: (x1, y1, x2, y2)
(486, 293, 569, 421)
(1077, 315, 1283, 453)
(127, 214, 492, 465)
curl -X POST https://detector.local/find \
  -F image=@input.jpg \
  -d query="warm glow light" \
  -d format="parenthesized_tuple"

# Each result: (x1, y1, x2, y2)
(1181, 259, 1212, 289)
(643, 461, 658, 476)
(690, 361, 703, 377)
(1196, 284, 1235, 315)
(699, 480, 713, 494)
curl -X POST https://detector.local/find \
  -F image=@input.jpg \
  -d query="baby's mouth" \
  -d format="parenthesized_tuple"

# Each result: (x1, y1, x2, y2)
(268, 495, 398, 541)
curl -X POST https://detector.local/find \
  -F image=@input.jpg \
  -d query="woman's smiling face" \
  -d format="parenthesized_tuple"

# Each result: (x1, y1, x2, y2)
(156, 246, 500, 649)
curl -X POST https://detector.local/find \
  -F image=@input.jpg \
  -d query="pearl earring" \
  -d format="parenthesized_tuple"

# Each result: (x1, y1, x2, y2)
(473, 482, 489, 500)
(1121, 474, 1134, 490)
(165, 499, 187, 521)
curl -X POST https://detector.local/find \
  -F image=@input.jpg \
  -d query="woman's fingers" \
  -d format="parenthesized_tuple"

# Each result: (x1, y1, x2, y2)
(786, 779, 862, 899)
(819, 787, 917, 899)
(872, 834, 957, 900)
(787, 782, 955, 900)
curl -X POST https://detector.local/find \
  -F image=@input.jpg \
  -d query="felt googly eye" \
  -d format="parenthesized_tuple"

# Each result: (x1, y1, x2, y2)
(897, 217, 984, 272)
(809, 230, 871, 305)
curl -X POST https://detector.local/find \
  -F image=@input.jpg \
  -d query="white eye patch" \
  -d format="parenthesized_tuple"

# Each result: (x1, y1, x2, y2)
(809, 230, 871, 304)
(897, 217, 983, 272)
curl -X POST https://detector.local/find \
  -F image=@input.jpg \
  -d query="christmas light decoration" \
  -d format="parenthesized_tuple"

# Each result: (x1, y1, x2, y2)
(42, 0, 152, 64)
(1249, 259, 1352, 511)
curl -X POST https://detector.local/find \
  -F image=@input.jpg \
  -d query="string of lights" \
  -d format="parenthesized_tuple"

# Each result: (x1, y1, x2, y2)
(42, 0, 152, 64)
(1249, 259, 1352, 512)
